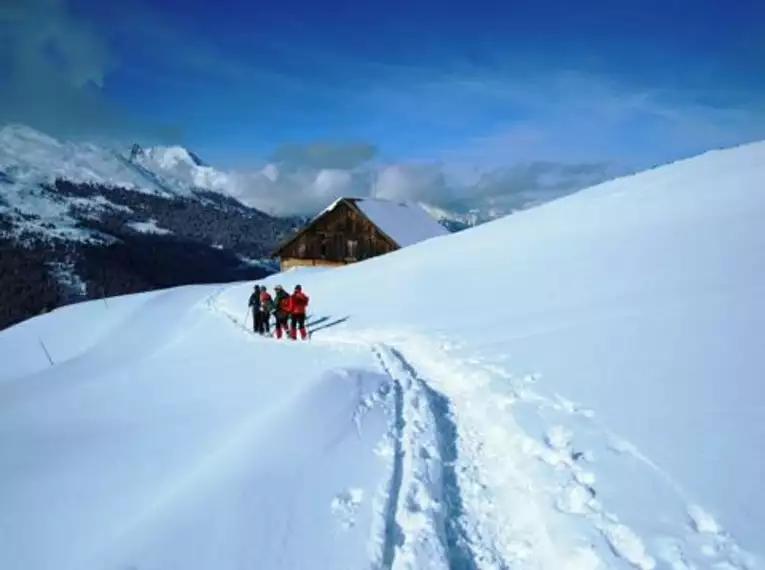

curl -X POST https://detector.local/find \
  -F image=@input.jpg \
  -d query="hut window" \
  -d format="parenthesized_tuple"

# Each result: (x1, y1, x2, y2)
(347, 239, 358, 258)
(320, 241, 328, 256)
(297, 242, 306, 256)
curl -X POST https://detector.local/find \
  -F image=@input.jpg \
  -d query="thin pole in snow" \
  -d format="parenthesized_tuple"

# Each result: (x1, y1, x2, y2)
(38, 338, 54, 366)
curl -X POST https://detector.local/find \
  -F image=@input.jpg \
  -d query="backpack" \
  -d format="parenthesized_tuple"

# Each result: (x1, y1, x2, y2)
(259, 292, 273, 313)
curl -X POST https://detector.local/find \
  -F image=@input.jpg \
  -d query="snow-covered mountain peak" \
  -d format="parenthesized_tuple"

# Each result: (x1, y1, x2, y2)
(127, 141, 236, 194)
(0, 125, 225, 198)
(130, 143, 207, 169)
(0, 124, 189, 197)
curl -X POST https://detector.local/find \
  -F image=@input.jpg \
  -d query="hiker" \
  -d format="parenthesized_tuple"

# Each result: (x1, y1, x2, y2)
(248, 285, 261, 333)
(259, 286, 273, 334)
(272, 285, 292, 339)
(289, 284, 310, 340)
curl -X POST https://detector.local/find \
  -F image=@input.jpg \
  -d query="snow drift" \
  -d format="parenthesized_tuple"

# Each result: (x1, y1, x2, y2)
(1, 141, 764, 570)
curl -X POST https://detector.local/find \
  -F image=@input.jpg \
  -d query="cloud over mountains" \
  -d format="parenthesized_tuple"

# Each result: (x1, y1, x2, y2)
(212, 141, 618, 218)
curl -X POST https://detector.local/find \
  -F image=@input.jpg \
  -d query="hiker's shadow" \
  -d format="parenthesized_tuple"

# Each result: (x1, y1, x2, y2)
(306, 315, 331, 328)
(308, 315, 350, 335)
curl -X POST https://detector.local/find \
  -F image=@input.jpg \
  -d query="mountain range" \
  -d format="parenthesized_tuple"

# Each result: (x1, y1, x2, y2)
(0, 123, 609, 329)
(0, 125, 309, 330)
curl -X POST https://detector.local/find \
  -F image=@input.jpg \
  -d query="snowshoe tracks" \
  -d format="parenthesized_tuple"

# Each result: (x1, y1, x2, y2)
(371, 344, 481, 570)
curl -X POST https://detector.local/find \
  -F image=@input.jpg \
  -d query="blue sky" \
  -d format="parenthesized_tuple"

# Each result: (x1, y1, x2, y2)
(2, 0, 764, 188)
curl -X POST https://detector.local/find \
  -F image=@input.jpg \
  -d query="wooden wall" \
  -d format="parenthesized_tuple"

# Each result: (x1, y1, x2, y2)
(276, 200, 398, 264)
(279, 258, 347, 271)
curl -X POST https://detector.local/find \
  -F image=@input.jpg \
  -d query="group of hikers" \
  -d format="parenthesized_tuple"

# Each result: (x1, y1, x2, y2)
(248, 284, 310, 340)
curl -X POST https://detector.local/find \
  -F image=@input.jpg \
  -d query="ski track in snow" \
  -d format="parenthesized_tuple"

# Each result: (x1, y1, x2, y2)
(370, 343, 481, 570)
(209, 287, 760, 570)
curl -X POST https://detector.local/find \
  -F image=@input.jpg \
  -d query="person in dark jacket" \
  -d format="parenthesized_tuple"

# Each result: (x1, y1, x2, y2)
(272, 285, 292, 339)
(248, 285, 262, 333)
(289, 284, 309, 340)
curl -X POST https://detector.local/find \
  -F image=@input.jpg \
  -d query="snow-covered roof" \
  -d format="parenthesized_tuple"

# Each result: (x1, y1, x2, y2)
(350, 198, 450, 247)
(274, 196, 450, 254)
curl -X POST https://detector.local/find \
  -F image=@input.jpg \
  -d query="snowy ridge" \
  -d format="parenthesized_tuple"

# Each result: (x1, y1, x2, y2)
(130, 144, 235, 195)
(0, 124, 237, 201)
(0, 125, 201, 243)
(0, 124, 181, 197)
(0, 124, 246, 231)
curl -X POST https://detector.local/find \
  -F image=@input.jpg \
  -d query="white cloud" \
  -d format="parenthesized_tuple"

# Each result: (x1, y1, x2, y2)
(219, 163, 367, 217)
(371, 164, 447, 203)
(216, 144, 614, 219)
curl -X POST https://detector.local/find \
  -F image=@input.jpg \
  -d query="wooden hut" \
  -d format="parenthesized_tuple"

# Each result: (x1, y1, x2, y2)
(271, 197, 450, 271)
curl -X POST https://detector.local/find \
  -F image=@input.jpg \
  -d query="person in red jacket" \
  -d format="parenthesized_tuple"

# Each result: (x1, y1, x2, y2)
(258, 286, 273, 335)
(289, 284, 310, 340)
(272, 285, 292, 339)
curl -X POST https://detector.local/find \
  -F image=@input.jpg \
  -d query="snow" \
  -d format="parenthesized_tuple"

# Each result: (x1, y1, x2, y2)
(0, 184, 102, 243)
(353, 197, 450, 247)
(0, 179, 130, 243)
(0, 287, 391, 570)
(418, 201, 488, 227)
(0, 124, 202, 242)
(0, 124, 269, 243)
(0, 124, 179, 196)
(236, 254, 280, 272)
(1, 140, 764, 570)
(688, 504, 722, 535)
(138, 146, 205, 170)
(131, 145, 234, 193)
(48, 260, 88, 299)
(128, 219, 173, 235)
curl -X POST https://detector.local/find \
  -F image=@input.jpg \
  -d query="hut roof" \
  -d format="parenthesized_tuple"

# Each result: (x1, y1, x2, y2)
(347, 197, 449, 247)
(272, 197, 449, 257)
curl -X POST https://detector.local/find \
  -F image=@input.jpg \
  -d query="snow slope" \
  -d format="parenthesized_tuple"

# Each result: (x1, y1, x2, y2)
(0, 288, 391, 570)
(2, 140, 764, 570)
